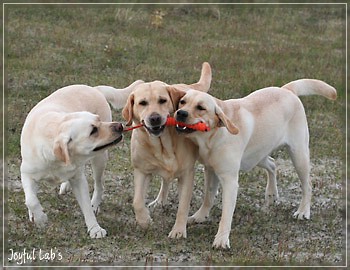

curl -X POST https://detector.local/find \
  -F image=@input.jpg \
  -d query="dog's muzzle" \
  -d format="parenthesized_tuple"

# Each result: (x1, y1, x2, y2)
(175, 110, 196, 134)
(143, 113, 166, 136)
(93, 123, 124, 151)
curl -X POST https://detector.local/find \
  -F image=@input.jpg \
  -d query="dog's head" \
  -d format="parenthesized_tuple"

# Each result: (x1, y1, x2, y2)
(53, 112, 123, 165)
(174, 89, 239, 136)
(122, 81, 184, 137)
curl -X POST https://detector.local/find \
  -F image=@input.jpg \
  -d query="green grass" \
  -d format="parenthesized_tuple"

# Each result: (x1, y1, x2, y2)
(4, 4, 346, 267)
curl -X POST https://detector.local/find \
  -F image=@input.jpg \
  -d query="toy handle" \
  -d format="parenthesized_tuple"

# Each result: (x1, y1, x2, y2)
(166, 117, 177, 126)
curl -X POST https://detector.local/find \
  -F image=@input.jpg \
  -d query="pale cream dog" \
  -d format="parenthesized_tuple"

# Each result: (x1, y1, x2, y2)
(172, 79, 337, 248)
(20, 81, 142, 238)
(103, 62, 212, 239)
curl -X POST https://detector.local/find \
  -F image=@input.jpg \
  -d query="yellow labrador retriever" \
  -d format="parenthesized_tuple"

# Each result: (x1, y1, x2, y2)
(105, 63, 211, 239)
(20, 81, 141, 238)
(173, 79, 337, 248)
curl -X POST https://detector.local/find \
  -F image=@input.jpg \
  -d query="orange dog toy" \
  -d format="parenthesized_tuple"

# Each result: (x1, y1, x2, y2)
(124, 117, 210, 132)
(165, 117, 210, 132)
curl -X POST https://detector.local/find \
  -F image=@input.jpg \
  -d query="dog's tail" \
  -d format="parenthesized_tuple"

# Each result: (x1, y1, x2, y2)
(188, 62, 212, 92)
(281, 79, 337, 100)
(95, 80, 144, 109)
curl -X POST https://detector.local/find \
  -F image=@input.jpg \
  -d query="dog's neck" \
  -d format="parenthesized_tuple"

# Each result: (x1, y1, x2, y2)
(187, 127, 226, 165)
(132, 127, 178, 172)
(143, 127, 177, 152)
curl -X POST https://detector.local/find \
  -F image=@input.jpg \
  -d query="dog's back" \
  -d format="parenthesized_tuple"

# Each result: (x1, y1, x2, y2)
(21, 85, 111, 156)
(25, 85, 112, 122)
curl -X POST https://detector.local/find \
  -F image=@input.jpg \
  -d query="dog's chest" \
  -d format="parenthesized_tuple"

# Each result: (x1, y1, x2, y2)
(150, 138, 179, 178)
(28, 162, 78, 184)
(132, 135, 183, 179)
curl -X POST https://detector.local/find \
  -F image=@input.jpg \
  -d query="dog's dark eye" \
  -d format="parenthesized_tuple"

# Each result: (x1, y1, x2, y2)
(139, 100, 148, 106)
(197, 105, 206, 111)
(179, 99, 186, 105)
(159, 98, 167, 104)
(90, 126, 98, 136)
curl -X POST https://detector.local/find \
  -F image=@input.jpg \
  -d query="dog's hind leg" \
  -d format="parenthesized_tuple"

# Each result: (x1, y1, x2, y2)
(258, 156, 278, 206)
(288, 145, 311, 220)
(285, 113, 311, 220)
(188, 166, 220, 224)
(21, 173, 48, 227)
(91, 151, 108, 214)
(148, 179, 170, 208)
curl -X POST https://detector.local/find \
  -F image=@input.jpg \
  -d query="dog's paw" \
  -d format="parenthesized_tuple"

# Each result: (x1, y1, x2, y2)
(187, 211, 209, 224)
(168, 226, 187, 239)
(148, 198, 166, 208)
(137, 218, 153, 229)
(59, 182, 72, 195)
(136, 215, 153, 229)
(33, 212, 48, 228)
(88, 225, 107, 239)
(293, 209, 310, 220)
(265, 193, 279, 206)
(135, 207, 153, 228)
(213, 234, 230, 249)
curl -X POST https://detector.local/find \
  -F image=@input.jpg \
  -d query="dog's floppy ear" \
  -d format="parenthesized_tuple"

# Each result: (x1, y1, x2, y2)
(122, 93, 134, 126)
(53, 135, 71, 165)
(166, 86, 186, 111)
(215, 105, 239, 135)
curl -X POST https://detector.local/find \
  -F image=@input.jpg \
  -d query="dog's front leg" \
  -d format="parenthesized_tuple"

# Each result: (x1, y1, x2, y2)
(213, 171, 239, 249)
(69, 170, 106, 239)
(168, 169, 194, 239)
(91, 151, 108, 214)
(188, 166, 219, 223)
(21, 172, 48, 227)
(133, 169, 152, 228)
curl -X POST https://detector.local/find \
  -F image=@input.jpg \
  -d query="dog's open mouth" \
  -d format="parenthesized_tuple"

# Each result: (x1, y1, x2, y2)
(93, 135, 123, 151)
(144, 124, 166, 136)
(141, 120, 166, 136)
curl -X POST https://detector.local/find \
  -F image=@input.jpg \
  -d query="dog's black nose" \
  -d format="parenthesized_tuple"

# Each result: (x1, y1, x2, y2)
(112, 122, 124, 133)
(176, 110, 188, 122)
(149, 113, 162, 126)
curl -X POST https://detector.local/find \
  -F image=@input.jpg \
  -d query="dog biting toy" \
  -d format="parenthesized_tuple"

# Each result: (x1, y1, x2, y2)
(123, 117, 210, 132)
(165, 117, 210, 132)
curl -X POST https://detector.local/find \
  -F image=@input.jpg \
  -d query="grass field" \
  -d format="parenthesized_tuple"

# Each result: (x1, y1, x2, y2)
(4, 3, 346, 267)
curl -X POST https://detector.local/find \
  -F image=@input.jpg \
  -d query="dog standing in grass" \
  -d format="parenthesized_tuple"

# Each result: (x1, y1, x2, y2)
(172, 79, 337, 248)
(101, 62, 212, 239)
(20, 81, 142, 238)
